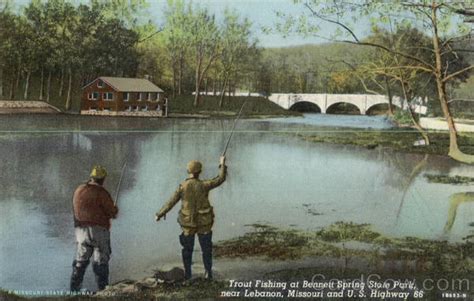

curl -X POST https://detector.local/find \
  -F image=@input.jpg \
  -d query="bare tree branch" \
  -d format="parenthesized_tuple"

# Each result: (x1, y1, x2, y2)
(303, 2, 360, 42)
(448, 98, 474, 103)
(138, 27, 164, 43)
(443, 65, 474, 82)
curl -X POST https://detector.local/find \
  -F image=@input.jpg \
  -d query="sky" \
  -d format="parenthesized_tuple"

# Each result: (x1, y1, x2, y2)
(12, 0, 373, 48)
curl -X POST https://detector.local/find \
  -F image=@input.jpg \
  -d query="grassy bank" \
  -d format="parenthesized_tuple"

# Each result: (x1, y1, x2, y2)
(168, 95, 299, 117)
(296, 128, 474, 157)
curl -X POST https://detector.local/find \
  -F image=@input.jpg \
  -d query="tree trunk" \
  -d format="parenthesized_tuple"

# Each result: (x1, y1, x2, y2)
(431, 4, 473, 163)
(0, 68, 3, 97)
(65, 68, 73, 111)
(15, 66, 21, 93)
(39, 67, 44, 101)
(408, 105, 430, 145)
(219, 75, 229, 108)
(23, 71, 31, 100)
(59, 68, 64, 97)
(194, 50, 218, 107)
(178, 55, 184, 96)
(436, 78, 473, 162)
(9, 79, 14, 99)
(212, 71, 217, 96)
(172, 65, 177, 98)
(193, 56, 202, 107)
(400, 81, 430, 145)
(385, 77, 394, 116)
(193, 75, 200, 107)
(46, 71, 52, 103)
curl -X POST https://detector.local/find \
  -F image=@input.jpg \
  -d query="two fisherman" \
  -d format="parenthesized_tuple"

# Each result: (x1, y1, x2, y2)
(70, 157, 227, 290)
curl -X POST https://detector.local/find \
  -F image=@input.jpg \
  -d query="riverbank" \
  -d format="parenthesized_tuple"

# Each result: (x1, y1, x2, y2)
(2, 222, 472, 300)
(295, 127, 474, 157)
(0, 96, 299, 118)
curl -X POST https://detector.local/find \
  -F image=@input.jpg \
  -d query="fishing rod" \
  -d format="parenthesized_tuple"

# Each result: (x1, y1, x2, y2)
(222, 102, 246, 157)
(114, 160, 128, 206)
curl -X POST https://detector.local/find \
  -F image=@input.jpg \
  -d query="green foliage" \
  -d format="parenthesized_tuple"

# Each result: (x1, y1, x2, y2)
(425, 174, 474, 185)
(393, 109, 414, 125)
(299, 129, 474, 156)
(215, 221, 474, 278)
(259, 43, 372, 94)
(317, 221, 381, 243)
(215, 223, 312, 260)
(169, 95, 297, 117)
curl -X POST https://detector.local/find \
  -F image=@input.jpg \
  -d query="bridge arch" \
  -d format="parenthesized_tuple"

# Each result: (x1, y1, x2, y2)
(289, 101, 321, 113)
(326, 102, 362, 115)
(366, 103, 399, 115)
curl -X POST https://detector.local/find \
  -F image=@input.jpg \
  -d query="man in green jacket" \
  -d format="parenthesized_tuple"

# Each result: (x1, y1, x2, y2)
(156, 156, 227, 280)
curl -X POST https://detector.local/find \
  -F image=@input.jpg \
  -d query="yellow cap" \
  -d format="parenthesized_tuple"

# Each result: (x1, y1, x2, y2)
(90, 165, 107, 179)
(187, 160, 202, 174)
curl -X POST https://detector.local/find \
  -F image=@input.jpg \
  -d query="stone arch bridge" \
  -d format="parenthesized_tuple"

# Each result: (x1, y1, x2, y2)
(268, 93, 427, 115)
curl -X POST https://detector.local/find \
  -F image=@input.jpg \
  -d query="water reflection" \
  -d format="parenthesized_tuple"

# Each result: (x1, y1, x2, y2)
(395, 155, 429, 221)
(0, 117, 473, 291)
(443, 192, 474, 234)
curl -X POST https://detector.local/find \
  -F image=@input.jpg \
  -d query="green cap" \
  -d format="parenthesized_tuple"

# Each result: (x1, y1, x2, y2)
(187, 160, 202, 174)
(90, 165, 107, 179)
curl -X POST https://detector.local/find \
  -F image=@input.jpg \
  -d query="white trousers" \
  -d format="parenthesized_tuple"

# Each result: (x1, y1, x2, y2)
(74, 226, 111, 265)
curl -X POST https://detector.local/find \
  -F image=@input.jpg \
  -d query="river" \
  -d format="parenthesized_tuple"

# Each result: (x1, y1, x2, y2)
(0, 114, 472, 291)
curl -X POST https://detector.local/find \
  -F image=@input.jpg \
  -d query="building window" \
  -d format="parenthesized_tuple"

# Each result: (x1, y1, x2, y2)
(97, 80, 104, 88)
(123, 92, 129, 102)
(88, 92, 99, 100)
(139, 92, 145, 101)
(103, 92, 113, 101)
(125, 106, 132, 112)
(142, 105, 148, 112)
(156, 93, 160, 101)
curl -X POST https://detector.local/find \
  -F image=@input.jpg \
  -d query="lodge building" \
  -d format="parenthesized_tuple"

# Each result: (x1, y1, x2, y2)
(81, 77, 167, 116)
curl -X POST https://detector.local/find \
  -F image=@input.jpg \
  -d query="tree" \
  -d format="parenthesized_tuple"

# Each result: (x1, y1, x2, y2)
(0, 2, 16, 97)
(218, 9, 254, 106)
(164, 0, 192, 97)
(188, 6, 221, 107)
(24, 0, 57, 101)
(278, 0, 474, 163)
(91, 0, 149, 29)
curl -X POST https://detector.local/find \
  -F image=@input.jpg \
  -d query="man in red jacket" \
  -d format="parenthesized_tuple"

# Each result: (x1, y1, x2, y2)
(70, 165, 118, 291)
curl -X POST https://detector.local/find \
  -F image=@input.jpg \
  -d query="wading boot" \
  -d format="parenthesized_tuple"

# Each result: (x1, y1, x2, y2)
(92, 262, 109, 290)
(198, 232, 213, 280)
(179, 233, 195, 280)
(70, 260, 89, 291)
